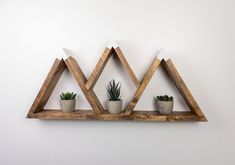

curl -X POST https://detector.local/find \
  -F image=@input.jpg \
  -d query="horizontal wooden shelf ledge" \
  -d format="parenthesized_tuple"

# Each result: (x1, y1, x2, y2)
(27, 110, 207, 122)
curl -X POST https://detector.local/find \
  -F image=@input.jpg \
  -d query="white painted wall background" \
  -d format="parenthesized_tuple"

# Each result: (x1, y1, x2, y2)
(0, 0, 234, 164)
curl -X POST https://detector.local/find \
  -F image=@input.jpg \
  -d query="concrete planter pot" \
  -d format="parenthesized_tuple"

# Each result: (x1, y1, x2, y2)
(107, 100, 122, 114)
(60, 99, 76, 112)
(157, 100, 174, 115)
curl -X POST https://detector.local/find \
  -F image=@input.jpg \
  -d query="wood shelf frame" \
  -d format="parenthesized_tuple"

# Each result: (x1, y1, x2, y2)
(85, 47, 140, 90)
(27, 46, 207, 122)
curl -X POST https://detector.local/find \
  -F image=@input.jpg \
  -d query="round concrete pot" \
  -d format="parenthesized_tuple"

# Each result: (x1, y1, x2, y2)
(107, 100, 122, 114)
(157, 100, 174, 115)
(60, 99, 76, 112)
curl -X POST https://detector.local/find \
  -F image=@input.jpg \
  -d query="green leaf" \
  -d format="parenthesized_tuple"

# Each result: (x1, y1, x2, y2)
(156, 95, 173, 101)
(106, 79, 122, 101)
(60, 92, 77, 100)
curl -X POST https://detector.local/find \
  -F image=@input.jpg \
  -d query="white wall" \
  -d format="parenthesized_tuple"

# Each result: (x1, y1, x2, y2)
(0, 0, 234, 164)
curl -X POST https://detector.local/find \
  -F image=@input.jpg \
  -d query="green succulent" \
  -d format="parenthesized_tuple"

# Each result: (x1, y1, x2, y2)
(107, 79, 122, 101)
(60, 92, 77, 100)
(156, 95, 173, 101)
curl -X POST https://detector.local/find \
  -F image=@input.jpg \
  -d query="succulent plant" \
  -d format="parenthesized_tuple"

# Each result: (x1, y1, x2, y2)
(107, 79, 122, 101)
(60, 92, 77, 100)
(156, 95, 173, 101)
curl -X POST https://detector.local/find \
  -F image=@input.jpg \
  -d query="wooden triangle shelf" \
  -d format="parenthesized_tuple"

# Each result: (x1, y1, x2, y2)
(27, 46, 207, 122)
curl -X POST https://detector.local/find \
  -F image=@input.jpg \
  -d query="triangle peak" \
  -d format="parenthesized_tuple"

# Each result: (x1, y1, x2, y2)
(158, 48, 170, 61)
(62, 47, 74, 59)
(107, 40, 119, 49)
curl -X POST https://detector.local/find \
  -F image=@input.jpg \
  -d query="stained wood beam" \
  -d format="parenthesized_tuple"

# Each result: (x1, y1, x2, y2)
(125, 57, 161, 115)
(162, 58, 206, 118)
(114, 47, 140, 88)
(27, 59, 66, 117)
(85, 47, 113, 90)
(28, 110, 206, 122)
(65, 56, 104, 114)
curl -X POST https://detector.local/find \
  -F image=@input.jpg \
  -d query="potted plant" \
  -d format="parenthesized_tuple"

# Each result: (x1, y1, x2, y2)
(156, 95, 174, 115)
(106, 79, 122, 114)
(60, 92, 77, 112)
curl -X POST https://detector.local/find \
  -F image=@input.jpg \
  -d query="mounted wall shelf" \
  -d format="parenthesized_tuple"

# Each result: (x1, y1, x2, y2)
(27, 44, 207, 122)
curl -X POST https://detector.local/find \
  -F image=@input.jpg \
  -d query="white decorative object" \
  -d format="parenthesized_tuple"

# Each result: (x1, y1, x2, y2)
(62, 47, 74, 59)
(107, 40, 119, 49)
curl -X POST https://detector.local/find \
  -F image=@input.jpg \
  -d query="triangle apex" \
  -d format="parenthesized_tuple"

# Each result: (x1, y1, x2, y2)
(163, 57, 171, 61)
(107, 40, 119, 49)
(155, 56, 163, 61)
(157, 48, 171, 60)
(62, 47, 74, 59)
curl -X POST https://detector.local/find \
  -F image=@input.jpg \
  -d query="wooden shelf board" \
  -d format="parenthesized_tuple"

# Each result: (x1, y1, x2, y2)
(28, 110, 207, 122)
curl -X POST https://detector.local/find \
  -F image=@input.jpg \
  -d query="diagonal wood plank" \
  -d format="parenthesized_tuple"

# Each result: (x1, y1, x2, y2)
(66, 57, 104, 111)
(114, 47, 140, 88)
(65, 56, 104, 114)
(86, 47, 113, 90)
(125, 57, 161, 115)
(162, 58, 206, 118)
(27, 59, 66, 117)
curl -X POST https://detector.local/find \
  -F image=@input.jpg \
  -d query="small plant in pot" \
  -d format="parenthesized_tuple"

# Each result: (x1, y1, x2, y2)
(106, 79, 122, 114)
(60, 92, 77, 112)
(156, 95, 174, 115)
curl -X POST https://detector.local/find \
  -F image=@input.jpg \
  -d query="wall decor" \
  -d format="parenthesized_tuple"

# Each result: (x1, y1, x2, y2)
(27, 44, 207, 122)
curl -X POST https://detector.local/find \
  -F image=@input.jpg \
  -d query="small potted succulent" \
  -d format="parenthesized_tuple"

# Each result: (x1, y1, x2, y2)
(60, 92, 77, 112)
(156, 95, 174, 115)
(106, 79, 122, 114)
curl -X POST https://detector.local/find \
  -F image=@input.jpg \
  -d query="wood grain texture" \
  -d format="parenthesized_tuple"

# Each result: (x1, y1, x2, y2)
(65, 56, 104, 114)
(28, 110, 206, 122)
(86, 46, 140, 90)
(27, 59, 66, 117)
(125, 57, 161, 115)
(162, 58, 206, 119)
(114, 47, 140, 88)
(86, 47, 113, 90)
(27, 48, 207, 122)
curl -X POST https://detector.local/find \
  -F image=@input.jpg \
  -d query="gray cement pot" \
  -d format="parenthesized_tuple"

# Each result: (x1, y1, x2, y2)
(60, 99, 76, 112)
(107, 100, 122, 114)
(157, 100, 174, 115)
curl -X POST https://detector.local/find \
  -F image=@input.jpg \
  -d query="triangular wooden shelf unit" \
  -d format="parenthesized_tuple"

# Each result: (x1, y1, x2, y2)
(27, 46, 207, 122)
